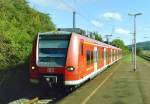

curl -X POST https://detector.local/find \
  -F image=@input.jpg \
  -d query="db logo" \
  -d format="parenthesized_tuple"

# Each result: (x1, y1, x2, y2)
(48, 68, 54, 72)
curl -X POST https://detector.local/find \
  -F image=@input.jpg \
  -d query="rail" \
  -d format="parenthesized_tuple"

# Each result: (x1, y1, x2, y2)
(139, 55, 150, 61)
(25, 97, 39, 104)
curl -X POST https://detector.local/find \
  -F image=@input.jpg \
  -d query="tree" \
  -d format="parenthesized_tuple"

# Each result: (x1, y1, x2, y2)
(0, 0, 56, 68)
(136, 47, 143, 55)
(90, 32, 102, 41)
(111, 39, 129, 55)
(111, 39, 124, 48)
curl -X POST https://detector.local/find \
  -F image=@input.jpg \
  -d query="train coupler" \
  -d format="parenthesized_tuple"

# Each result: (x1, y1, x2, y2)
(44, 76, 57, 87)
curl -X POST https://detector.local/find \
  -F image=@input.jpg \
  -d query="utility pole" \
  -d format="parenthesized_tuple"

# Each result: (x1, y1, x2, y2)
(73, 11, 76, 31)
(105, 28, 114, 44)
(128, 13, 142, 72)
(116, 37, 120, 39)
(144, 36, 148, 39)
(104, 35, 112, 44)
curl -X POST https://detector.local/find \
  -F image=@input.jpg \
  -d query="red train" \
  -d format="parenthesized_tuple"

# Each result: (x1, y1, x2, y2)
(29, 29, 122, 87)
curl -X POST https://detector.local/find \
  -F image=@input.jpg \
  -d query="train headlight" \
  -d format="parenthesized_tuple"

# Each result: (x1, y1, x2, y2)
(67, 66, 75, 71)
(32, 66, 35, 70)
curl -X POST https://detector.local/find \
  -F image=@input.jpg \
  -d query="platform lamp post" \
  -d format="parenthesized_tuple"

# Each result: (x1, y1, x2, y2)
(128, 13, 142, 72)
(129, 33, 134, 70)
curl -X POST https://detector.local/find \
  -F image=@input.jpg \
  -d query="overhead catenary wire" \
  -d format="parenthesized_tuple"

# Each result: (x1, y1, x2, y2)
(61, 0, 103, 32)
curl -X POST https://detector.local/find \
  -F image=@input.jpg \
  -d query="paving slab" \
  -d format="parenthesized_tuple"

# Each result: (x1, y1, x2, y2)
(58, 55, 150, 104)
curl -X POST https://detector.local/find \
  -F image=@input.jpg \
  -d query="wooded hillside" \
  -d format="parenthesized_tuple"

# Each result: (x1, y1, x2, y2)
(0, 0, 55, 68)
(128, 41, 150, 51)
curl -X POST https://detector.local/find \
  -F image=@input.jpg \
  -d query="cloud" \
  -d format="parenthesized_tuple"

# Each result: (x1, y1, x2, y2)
(102, 12, 122, 21)
(75, 0, 98, 4)
(29, 0, 74, 12)
(114, 28, 130, 35)
(91, 20, 103, 28)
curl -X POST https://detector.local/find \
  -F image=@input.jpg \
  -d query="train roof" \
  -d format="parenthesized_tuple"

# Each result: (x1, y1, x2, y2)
(72, 32, 121, 50)
(38, 31, 122, 50)
(39, 31, 71, 35)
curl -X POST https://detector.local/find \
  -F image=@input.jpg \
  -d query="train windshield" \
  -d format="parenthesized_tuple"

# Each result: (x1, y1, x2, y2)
(38, 34, 70, 67)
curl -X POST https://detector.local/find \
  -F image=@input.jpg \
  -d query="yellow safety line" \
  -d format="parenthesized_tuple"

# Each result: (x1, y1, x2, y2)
(81, 61, 121, 104)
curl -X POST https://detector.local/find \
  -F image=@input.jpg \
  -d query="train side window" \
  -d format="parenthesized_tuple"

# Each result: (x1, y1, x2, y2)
(107, 51, 109, 59)
(108, 51, 110, 59)
(86, 51, 91, 65)
(106, 51, 108, 59)
(81, 43, 83, 55)
(91, 51, 94, 64)
(97, 51, 100, 62)
(102, 51, 104, 59)
(112, 50, 114, 59)
(104, 49, 106, 59)
(93, 51, 97, 63)
(114, 50, 115, 57)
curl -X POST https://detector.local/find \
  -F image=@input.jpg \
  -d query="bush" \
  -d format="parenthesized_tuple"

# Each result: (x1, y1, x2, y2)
(0, 0, 55, 69)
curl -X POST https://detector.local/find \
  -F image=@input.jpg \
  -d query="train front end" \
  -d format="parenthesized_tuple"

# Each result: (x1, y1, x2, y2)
(29, 31, 73, 86)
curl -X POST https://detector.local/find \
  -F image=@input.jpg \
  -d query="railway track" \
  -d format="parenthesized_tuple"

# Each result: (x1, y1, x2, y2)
(139, 55, 150, 61)
(2, 55, 150, 104)
(9, 97, 52, 104)
(7, 84, 79, 104)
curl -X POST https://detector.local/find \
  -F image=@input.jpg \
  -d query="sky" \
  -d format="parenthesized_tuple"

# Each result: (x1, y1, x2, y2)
(27, 0, 150, 45)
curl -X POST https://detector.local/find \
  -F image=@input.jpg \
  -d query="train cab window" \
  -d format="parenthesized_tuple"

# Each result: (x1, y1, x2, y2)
(86, 51, 91, 65)
(38, 34, 70, 67)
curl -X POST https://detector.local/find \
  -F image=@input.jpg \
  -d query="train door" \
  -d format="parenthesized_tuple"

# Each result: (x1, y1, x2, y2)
(104, 48, 106, 66)
(94, 47, 97, 72)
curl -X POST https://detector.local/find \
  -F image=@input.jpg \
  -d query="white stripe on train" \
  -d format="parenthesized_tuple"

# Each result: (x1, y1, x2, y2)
(64, 59, 120, 85)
